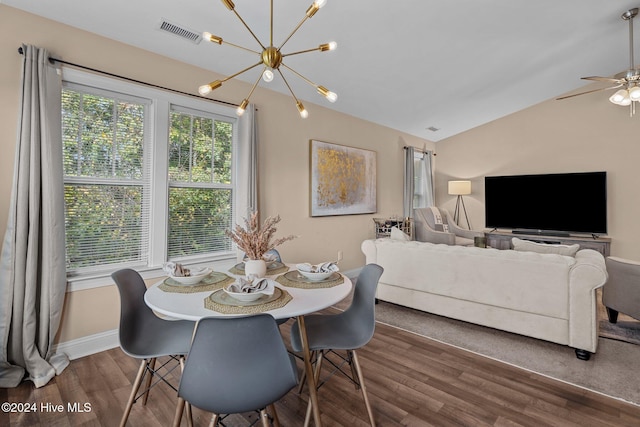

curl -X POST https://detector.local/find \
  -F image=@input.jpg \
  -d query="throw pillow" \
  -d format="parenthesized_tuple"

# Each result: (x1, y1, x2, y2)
(511, 237, 580, 257)
(390, 226, 411, 241)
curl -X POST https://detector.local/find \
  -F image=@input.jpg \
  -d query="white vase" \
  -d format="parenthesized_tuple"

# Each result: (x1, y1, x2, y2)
(245, 259, 267, 278)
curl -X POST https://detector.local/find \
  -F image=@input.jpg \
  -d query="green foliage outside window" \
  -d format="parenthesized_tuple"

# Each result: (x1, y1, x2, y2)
(62, 87, 236, 272)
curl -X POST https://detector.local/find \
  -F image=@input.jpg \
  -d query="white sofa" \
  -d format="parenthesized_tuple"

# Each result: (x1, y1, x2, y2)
(361, 238, 608, 359)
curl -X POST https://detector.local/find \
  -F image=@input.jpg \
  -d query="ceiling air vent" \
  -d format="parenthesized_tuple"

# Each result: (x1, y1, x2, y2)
(427, 126, 440, 132)
(158, 19, 202, 44)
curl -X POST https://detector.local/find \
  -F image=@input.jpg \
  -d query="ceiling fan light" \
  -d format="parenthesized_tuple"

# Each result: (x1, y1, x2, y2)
(629, 86, 640, 101)
(620, 96, 632, 106)
(610, 89, 629, 104)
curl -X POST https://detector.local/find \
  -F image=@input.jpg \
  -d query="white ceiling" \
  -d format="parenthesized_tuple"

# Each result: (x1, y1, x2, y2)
(4, 0, 640, 141)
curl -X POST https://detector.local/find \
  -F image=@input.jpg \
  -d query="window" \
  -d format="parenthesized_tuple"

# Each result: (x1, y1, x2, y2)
(167, 107, 234, 259)
(61, 69, 247, 285)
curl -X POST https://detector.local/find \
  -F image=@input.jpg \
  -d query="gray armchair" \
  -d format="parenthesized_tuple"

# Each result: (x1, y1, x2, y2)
(413, 207, 484, 246)
(602, 256, 640, 322)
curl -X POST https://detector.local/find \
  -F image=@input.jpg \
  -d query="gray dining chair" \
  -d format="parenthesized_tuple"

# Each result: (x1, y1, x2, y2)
(172, 314, 298, 427)
(112, 268, 196, 427)
(290, 263, 384, 427)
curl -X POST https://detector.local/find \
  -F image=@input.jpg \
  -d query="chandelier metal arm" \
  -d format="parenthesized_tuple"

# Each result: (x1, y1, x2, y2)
(226, 7, 266, 50)
(242, 71, 264, 104)
(222, 60, 265, 83)
(277, 68, 301, 103)
(281, 63, 319, 88)
(278, 15, 311, 51)
(282, 46, 326, 58)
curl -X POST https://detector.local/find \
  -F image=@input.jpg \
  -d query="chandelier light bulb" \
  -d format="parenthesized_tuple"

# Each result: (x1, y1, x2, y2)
(262, 69, 274, 82)
(236, 99, 249, 116)
(328, 41, 337, 50)
(314, 0, 327, 9)
(297, 101, 309, 118)
(629, 86, 640, 101)
(198, 84, 213, 96)
(326, 91, 338, 103)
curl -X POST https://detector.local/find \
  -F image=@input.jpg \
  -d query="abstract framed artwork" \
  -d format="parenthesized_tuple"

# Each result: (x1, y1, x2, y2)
(310, 140, 377, 216)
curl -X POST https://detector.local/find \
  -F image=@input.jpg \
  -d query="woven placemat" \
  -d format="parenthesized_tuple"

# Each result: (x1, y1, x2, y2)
(204, 287, 292, 314)
(228, 262, 290, 276)
(158, 272, 235, 294)
(276, 271, 344, 289)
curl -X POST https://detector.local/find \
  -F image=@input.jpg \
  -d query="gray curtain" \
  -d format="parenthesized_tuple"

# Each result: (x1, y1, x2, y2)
(403, 146, 416, 218)
(0, 45, 69, 388)
(237, 103, 258, 217)
(404, 147, 435, 217)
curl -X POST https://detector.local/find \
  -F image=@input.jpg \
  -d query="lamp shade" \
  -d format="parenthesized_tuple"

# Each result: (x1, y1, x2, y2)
(448, 180, 471, 195)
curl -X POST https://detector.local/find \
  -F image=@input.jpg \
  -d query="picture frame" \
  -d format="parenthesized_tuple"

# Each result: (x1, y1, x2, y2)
(309, 140, 377, 216)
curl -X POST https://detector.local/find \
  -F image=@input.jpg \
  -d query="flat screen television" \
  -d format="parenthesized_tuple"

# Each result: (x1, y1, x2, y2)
(484, 171, 607, 236)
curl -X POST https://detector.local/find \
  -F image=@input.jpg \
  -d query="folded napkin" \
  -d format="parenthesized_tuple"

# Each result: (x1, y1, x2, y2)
(226, 275, 275, 295)
(296, 262, 340, 273)
(163, 262, 208, 277)
(163, 262, 190, 277)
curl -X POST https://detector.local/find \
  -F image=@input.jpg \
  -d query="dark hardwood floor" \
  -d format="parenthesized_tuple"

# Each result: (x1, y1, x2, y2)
(2, 317, 639, 426)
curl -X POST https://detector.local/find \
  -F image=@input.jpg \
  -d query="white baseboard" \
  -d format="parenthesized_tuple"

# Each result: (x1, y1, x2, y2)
(53, 329, 119, 360)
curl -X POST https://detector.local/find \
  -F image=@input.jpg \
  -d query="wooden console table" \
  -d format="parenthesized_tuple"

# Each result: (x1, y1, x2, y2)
(484, 230, 611, 257)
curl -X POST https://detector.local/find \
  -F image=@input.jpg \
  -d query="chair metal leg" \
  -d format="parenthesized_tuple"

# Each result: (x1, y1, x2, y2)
(172, 397, 185, 427)
(120, 359, 148, 427)
(141, 358, 157, 405)
(351, 350, 375, 427)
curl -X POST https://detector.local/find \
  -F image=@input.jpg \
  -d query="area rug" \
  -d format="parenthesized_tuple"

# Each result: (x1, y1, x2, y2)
(596, 288, 640, 345)
(334, 289, 640, 406)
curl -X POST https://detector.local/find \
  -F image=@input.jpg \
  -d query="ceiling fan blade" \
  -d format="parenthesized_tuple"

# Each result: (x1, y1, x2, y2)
(556, 85, 623, 100)
(581, 76, 625, 83)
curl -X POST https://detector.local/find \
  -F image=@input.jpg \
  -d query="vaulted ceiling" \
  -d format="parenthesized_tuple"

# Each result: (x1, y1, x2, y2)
(4, 0, 640, 141)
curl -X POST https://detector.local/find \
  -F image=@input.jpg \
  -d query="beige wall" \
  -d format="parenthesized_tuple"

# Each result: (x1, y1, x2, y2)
(0, 6, 433, 343)
(434, 87, 640, 260)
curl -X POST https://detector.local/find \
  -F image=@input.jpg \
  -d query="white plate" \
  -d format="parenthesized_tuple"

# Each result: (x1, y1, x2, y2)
(169, 267, 212, 285)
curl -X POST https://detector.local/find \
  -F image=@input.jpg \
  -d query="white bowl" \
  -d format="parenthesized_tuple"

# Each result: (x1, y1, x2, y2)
(170, 267, 212, 285)
(223, 285, 265, 302)
(297, 269, 334, 282)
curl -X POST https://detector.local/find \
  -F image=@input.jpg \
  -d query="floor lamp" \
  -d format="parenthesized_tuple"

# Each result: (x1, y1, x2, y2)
(448, 180, 471, 229)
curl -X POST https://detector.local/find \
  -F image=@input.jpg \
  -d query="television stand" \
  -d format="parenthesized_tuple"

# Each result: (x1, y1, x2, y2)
(484, 230, 611, 257)
(512, 229, 570, 237)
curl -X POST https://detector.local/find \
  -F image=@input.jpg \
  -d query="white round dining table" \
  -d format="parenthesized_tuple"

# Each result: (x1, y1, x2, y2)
(144, 265, 352, 321)
(144, 263, 353, 427)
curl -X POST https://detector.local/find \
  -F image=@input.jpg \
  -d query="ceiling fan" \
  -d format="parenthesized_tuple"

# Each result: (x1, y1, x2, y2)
(557, 8, 640, 115)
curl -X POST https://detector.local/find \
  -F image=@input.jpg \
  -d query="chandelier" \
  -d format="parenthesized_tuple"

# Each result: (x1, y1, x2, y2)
(198, 0, 337, 118)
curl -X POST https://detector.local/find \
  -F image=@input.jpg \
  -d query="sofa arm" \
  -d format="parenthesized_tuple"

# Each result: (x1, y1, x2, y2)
(416, 228, 455, 245)
(568, 249, 608, 353)
(361, 239, 378, 264)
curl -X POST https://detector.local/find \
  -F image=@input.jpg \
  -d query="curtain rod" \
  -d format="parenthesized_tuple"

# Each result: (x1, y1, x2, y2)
(403, 146, 435, 156)
(17, 46, 238, 108)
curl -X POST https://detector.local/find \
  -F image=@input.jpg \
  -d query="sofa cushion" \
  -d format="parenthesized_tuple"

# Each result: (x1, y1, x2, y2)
(390, 226, 411, 241)
(512, 237, 579, 257)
